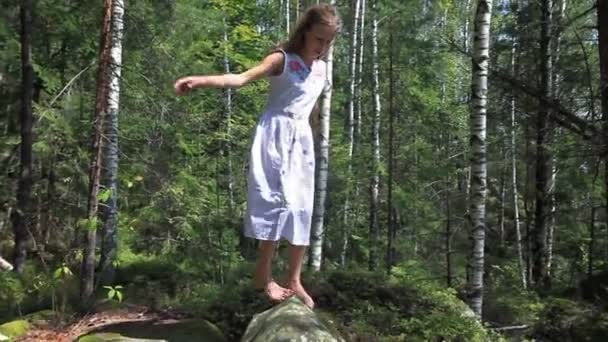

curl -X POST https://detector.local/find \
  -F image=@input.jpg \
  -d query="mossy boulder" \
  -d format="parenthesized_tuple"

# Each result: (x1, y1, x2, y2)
(242, 297, 344, 342)
(0, 319, 31, 339)
(78, 319, 227, 342)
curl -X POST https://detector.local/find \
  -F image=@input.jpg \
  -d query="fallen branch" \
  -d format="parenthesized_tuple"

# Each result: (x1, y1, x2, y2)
(492, 324, 530, 332)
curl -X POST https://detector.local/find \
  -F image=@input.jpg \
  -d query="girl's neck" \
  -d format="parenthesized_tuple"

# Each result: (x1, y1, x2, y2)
(294, 50, 314, 68)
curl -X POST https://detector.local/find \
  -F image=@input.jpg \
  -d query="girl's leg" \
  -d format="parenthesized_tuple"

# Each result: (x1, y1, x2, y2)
(255, 240, 292, 301)
(286, 244, 314, 309)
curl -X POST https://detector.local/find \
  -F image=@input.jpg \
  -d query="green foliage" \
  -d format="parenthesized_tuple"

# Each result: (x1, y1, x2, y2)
(0, 320, 30, 338)
(103, 285, 124, 303)
(532, 298, 608, 341)
(315, 269, 497, 341)
(0, 273, 26, 317)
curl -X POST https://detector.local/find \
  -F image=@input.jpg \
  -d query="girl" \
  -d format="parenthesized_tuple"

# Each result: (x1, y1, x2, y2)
(174, 4, 339, 309)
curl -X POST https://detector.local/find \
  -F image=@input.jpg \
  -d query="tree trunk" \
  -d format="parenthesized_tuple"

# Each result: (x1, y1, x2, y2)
(81, 0, 115, 308)
(499, 151, 506, 247)
(99, 0, 125, 287)
(588, 188, 597, 277)
(532, 0, 552, 290)
(546, 0, 566, 279)
(309, 0, 336, 272)
(341, 0, 361, 267)
(286, 0, 291, 35)
(355, 0, 366, 142)
(464, 0, 473, 54)
(221, 16, 245, 259)
(446, 187, 453, 287)
(369, 0, 380, 272)
(510, 1, 526, 287)
(467, 0, 492, 319)
(597, 1, 608, 247)
(11, 0, 34, 274)
(387, 17, 397, 271)
(524, 122, 533, 286)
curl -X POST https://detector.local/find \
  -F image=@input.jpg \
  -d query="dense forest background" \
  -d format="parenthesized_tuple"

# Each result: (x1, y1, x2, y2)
(1, 0, 607, 341)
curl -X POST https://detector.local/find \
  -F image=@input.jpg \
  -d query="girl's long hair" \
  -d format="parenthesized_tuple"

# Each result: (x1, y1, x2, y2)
(278, 4, 341, 59)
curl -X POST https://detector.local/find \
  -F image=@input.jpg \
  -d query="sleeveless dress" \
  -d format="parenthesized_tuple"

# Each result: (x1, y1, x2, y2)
(243, 49, 327, 246)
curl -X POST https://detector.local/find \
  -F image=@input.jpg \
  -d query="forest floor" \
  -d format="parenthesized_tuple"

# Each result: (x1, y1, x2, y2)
(13, 304, 184, 341)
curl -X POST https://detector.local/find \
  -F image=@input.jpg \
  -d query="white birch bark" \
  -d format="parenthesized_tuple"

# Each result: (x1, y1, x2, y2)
(355, 0, 366, 141)
(467, 0, 492, 319)
(341, 0, 361, 267)
(510, 8, 526, 287)
(309, 1, 336, 272)
(99, 0, 125, 286)
(546, 0, 566, 277)
(369, 0, 381, 271)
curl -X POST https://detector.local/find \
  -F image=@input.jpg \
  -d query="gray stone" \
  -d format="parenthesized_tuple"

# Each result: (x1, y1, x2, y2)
(242, 297, 344, 342)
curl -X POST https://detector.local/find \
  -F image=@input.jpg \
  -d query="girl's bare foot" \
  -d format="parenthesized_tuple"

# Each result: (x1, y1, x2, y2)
(257, 280, 293, 302)
(288, 281, 314, 309)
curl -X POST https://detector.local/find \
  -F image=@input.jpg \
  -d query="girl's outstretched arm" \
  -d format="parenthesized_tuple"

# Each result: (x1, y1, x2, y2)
(174, 52, 284, 95)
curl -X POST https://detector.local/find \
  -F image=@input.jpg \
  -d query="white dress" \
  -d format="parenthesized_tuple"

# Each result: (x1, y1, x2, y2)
(244, 50, 327, 246)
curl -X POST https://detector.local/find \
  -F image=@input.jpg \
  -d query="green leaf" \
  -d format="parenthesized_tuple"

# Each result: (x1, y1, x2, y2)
(78, 217, 100, 231)
(98, 188, 112, 203)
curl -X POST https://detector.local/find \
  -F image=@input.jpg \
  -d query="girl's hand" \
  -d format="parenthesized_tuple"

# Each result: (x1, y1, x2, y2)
(174, 76, 199, 95)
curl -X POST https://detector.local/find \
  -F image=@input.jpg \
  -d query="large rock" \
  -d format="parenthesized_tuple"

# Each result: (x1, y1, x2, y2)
(241, 297, 344, 342)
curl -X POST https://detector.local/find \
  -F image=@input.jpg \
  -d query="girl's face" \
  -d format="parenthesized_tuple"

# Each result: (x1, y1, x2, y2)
(302, 23, 336, 60)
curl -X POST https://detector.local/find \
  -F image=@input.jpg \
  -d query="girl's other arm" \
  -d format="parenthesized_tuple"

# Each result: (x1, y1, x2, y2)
(174, 52, 284, 95)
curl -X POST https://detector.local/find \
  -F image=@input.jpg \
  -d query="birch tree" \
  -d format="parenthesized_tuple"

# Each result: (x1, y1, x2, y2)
(99, 0, 125, 286)
(546, 0, 566, 278)
(309, 0, 336, 272)
(467, 0, 492, 319)
(81, 0, 123, 307)
(532, 0, 552, 289)
(598, 0, 608, 230)
(12, 0, 34, 274)
(355, 0, 366, 141)
(341, 0, 361, 266)
(369, 0, 381, 271)
(510, 0, 525, 289)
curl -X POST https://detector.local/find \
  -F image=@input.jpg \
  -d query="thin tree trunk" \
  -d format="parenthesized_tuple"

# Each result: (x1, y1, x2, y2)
(12, 0, 34, 274)
(309, 0, 335, 271)
(467, 0, 492, 319)
(341, 0, 361, 267)
(464, 0, 473, 54)
(355, 0, 366, 141)
(588, 172, 597, 278)
(446, 182, 453, 287)
(597, 0, 608, 250)
(499, 150, 506, 247)
(533, 0, 552, 290)
(286, 0, 291, 35)
(510, 2, 526, 287)
(546, 0, 566, 279)
(524, 123, 533, 285)
(99, 0, 125, 286)
(42, 159, 55, 246)
(81, 0, 114, 308)
(369, 0, 380, 272)
(387, 18, 397, 271)
(221, 16, 244, 259)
